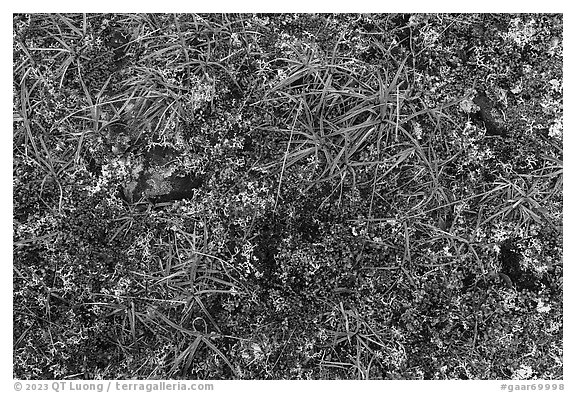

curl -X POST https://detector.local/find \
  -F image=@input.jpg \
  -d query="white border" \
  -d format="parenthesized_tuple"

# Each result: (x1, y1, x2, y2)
(4, 5, 569, 392)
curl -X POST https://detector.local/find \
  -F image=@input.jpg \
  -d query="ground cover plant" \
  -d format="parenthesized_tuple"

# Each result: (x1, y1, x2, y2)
(13, 13, 562, 380)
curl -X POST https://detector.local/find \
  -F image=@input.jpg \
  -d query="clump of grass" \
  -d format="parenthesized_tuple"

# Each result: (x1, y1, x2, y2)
(317, 301, 404, 379)
(259, 32, 466, 226)
(91, 210, 253, 377)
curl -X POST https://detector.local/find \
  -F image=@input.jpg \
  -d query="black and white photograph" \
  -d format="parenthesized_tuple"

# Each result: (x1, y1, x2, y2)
(12, 11, 563, 384)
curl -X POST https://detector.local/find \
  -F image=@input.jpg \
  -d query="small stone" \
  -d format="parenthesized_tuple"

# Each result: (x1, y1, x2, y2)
(120, 146, 203, 203)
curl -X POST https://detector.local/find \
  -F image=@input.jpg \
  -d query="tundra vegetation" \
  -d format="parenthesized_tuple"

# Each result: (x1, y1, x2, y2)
(13, 13, 562, 379)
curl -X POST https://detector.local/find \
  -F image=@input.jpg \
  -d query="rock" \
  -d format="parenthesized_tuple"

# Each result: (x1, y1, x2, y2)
(472, 91, 506, 136)
(121, 146, 202, 203)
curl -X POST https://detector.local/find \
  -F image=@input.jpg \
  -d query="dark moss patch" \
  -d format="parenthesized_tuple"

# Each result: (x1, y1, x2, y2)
(499, 239, 539, 292)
